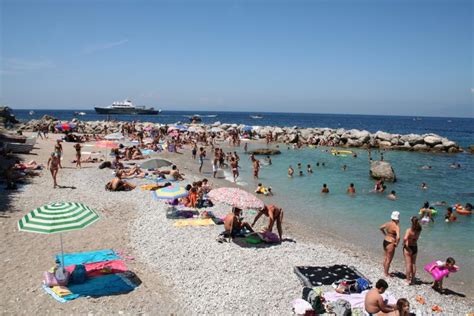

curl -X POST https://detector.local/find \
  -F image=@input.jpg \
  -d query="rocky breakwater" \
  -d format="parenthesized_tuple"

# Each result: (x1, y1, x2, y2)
(18, 118, 462, 153)
(0, 106, 19, 128)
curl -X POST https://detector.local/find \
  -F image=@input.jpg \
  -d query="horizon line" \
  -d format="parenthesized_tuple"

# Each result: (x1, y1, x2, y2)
(9, 107, 474, 119)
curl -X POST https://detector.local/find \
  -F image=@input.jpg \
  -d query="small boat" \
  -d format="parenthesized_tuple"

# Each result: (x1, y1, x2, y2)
(29, 110, 35, 115)
(189, 115, 202, 123)
(74, 111, 87, 116)
(250, 115, 263, 119)
(206, 115, 217, 118)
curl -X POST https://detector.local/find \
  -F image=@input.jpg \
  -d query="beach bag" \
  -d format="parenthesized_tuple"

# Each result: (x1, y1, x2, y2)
(302, 287, 325, 314)
(71, 264, 87, 284)
(327, 299, 351, 316)
(98, 161, 111, 169)
(355, 277, 371, 293)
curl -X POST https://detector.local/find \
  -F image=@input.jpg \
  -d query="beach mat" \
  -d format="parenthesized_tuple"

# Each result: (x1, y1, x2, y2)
(166, 209, 199, 219)
(174, 218, 215, 227)
(294, 265, 368, 287)
(56, 249, 121, 266)
(43, 272, 140, 302)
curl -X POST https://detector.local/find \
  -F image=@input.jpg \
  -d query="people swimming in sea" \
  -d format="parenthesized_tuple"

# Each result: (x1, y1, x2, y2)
(297, 162, 302, 169)
(421, 182, 428, 190)
(450, 162, 461, 169)
(374, 180, 385, 193)
(299, 171, 304, 176)
(307, 164, 313, 174)
(347, 183, 356, 194)
(387, 190, 397, 200)
(444, 207, 457, 222)
(288, 165, 294, 177)
(342, 164, 347, 171)
(255, 183, 273, 196)
(266, 155, 272, 165)
(316, 162, 320, 167)
(321, 183, 329, 193)
(403, 216, 422, 285)
(380, 211, 400, 277)
(419, 201, 434, 223)
(421, 165, 432, 170)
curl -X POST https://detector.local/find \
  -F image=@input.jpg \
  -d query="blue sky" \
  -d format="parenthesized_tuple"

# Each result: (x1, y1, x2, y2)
(1, 0, 472, 117)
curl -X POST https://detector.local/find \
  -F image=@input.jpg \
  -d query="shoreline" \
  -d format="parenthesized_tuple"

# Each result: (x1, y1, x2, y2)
(1, 132, 472, 314)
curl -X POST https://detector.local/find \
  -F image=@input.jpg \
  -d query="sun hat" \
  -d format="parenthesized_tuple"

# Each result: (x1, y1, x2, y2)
(391, 211, 400, 221)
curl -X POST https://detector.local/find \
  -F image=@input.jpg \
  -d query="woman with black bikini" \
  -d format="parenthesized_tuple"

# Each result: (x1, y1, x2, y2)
(379, 211, 400, 277)
(403, 216, 422, 285)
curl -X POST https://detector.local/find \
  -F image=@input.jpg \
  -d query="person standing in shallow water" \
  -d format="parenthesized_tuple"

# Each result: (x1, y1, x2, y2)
(380, 211, 400, 277)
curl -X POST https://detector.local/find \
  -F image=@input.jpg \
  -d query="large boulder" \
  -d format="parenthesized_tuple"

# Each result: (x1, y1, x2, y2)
(423, 135, 442, 146)
(378, 140, 393, 148)
(249, 148, 281, 155)
(400, 133, 424, 146)
(412, 144, 429, 151)
(370, 161, 396, 182)
(375, 131, 393, 142)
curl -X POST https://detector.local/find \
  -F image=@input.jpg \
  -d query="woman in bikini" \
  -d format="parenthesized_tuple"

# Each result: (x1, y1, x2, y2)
(403, 216, 422, 285)
(251, 204, 284, 241)
(230, 157, 239, 182)
(47, 152, 61, 188)
(379, 211, 400, 277)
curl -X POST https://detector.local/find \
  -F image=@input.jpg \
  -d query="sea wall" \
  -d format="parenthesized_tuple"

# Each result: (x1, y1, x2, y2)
(17, 116, 463, 153)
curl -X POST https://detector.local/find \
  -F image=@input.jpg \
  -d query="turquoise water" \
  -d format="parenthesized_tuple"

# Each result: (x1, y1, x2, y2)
(233, 143, 473, 291)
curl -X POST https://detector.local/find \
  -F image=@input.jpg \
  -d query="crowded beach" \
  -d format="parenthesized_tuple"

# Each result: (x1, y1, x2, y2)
(1, 116, 473, 315)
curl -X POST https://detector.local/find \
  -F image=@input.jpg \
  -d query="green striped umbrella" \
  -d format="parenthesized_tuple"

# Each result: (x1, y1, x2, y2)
(18, 202, 100, 268)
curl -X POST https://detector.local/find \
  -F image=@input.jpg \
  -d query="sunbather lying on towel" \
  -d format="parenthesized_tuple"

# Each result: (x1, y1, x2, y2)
(118, 166, 147, 179)
(105, 172, 136, 191)
(14, 160, 43, 170)
(224, 207, 254, 237)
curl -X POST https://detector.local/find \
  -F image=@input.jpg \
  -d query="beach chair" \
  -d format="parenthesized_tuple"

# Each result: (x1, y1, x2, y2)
(5, 142, 34, 154)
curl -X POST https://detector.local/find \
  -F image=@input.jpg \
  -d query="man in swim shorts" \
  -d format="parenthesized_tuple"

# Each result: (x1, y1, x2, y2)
(224, 207, 253, 237)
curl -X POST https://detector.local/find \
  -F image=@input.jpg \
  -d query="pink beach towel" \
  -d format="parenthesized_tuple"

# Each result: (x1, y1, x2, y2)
(65, 260, 128, 278)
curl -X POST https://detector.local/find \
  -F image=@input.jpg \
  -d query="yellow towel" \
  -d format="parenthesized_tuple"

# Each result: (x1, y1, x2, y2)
(174, 218, 215, 227)
(51, 286, 72, 297)
(140, 184, 160, 191)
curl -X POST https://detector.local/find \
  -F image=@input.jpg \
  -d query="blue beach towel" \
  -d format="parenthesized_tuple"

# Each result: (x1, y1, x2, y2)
(56, 249, 121, 266)
(42, 284, 79, 303)
(68, 273, 137, 297)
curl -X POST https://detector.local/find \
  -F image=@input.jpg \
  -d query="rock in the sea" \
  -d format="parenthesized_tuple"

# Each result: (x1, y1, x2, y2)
(412, 144, 429, 151)
(400, 133, 424, 146)
(249, 148, 281, 155)
(375, 131, 393, 142)
(423, 135, 442, 146)
(370, 161, 396, 182)
(378, 140, 392, 148)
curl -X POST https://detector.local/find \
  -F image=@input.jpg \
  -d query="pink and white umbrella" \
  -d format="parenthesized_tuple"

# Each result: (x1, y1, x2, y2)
(207, 187, 264, 209)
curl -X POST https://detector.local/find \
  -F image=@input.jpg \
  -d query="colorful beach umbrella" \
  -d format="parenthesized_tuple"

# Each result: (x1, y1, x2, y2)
(104, 132, 124, 140)
(55, 122, 76, 132)
(18, 202, 100, 269)
(95, 140, 119, 161)
(207, 187, 264, 209)
(152, 184, 189, 200)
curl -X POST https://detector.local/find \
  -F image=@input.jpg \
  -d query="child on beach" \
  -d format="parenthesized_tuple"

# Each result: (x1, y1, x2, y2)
(426, 257, 458, 292)
(74, 143, 82, 169)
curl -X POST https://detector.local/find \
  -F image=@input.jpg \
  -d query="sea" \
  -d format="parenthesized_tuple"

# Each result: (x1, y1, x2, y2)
(15, 109, 474, 291)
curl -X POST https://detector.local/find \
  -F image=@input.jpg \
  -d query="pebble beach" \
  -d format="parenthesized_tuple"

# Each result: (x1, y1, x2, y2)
(1, 131, 473, 315)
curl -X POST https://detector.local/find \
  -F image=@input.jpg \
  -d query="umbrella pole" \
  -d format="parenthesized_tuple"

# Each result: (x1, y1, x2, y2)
(60, 233, 65, 272)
